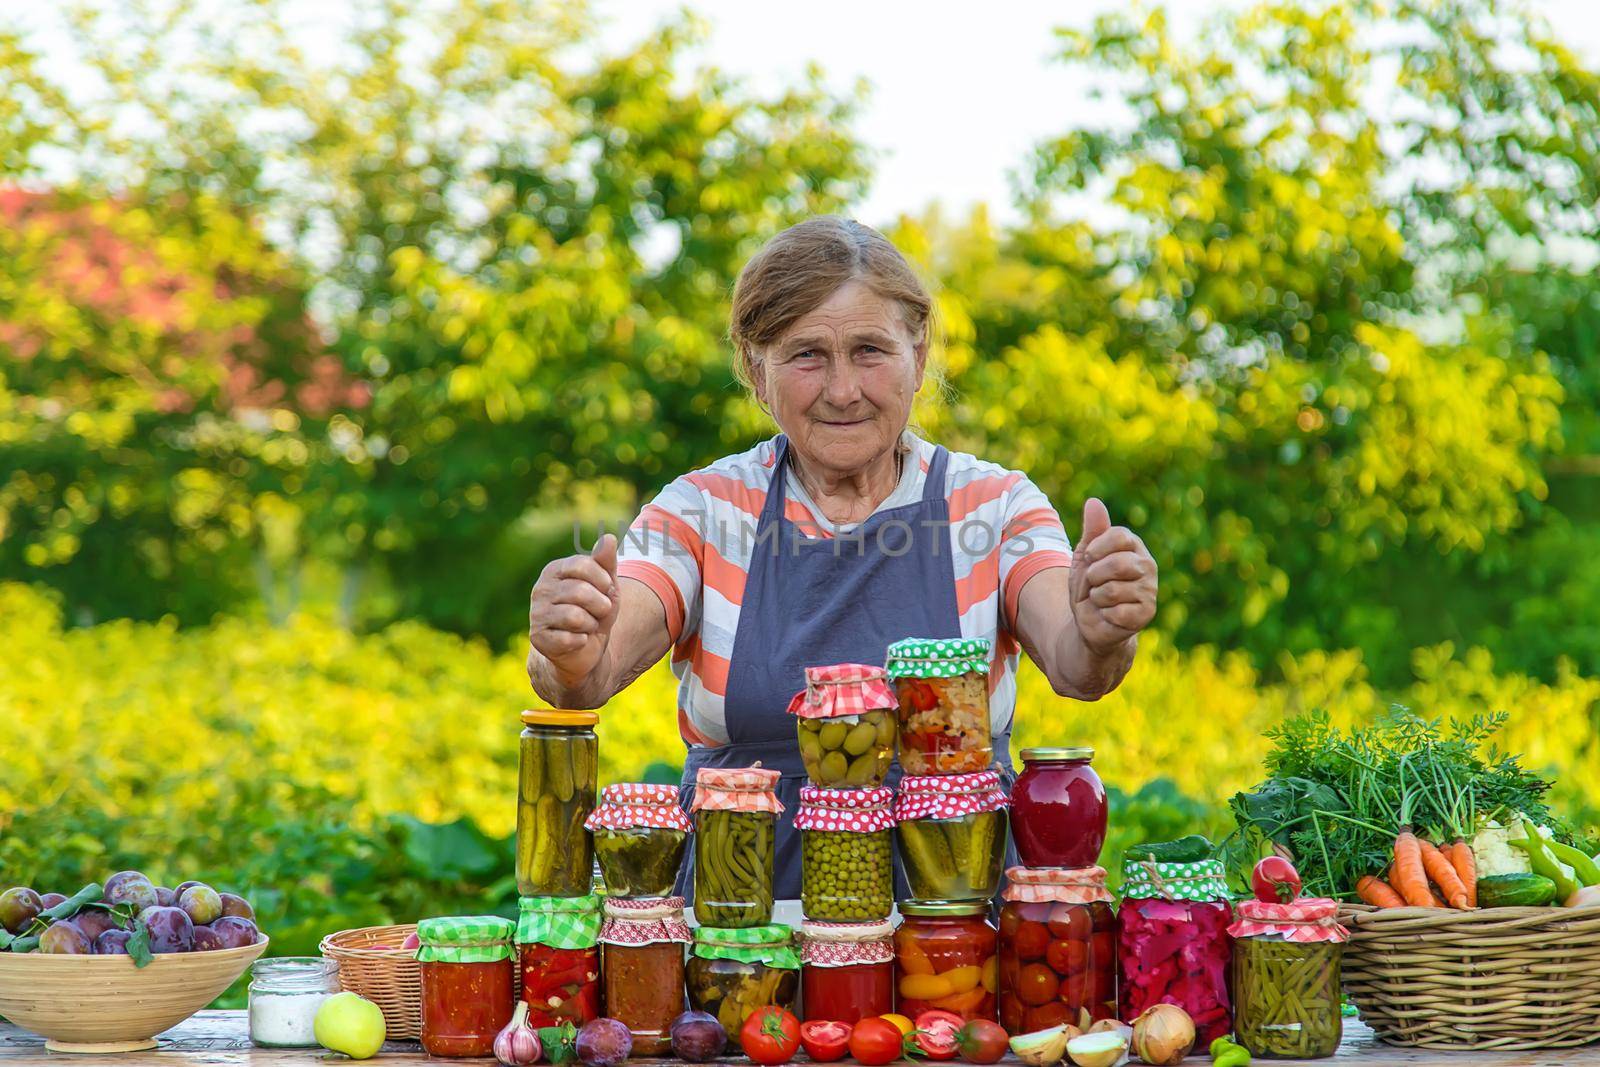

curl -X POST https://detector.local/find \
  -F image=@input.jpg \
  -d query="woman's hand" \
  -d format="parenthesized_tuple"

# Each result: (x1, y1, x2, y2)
(528, 534, 621, 687)
(1068, 498, 1158, 653)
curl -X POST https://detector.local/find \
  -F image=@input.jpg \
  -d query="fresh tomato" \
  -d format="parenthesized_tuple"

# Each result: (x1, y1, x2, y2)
(954, 1019, 1010, 1065)
(739, 1006, 800, 1066)
(1252, 855, 1303, 904)
(799, 1020, 852, 1063)
(910, 1010, 964, 1060)
(880, 1013, 915, 1035)
(850, 1017, 907, 1066)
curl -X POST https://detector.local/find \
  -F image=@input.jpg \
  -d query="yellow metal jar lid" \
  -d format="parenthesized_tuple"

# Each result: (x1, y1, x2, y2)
(899, 901, 991, 917)
(522, 708, 599, 727)
(1020, 746, 1094, 762)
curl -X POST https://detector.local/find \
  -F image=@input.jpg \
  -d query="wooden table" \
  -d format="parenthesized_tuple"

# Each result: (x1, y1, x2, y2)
(1, 1013, 1596, 1066)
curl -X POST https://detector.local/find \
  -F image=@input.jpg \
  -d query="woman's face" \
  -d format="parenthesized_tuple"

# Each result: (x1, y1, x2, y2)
(754, 280, 927, 478)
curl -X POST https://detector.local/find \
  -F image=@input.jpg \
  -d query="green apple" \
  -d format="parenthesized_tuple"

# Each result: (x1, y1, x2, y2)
(314, 991, 386, 1060)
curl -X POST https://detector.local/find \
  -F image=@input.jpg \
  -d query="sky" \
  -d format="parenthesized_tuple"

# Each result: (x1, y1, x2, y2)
(593, 0, 1600, 231)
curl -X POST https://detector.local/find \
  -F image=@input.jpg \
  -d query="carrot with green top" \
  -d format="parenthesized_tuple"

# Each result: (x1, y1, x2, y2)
(1448, 838, 1477, 908)
(1356, 874, 1405, 908)
(1418, 837, 1470, 909)
(1392, 828, 1435, 907)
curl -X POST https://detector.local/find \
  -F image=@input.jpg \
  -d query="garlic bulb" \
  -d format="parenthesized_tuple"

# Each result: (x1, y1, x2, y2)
(494, 1002, 542, 1067)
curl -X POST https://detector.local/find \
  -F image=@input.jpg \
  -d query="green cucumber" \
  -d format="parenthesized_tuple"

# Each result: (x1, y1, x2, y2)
(1477, 873, 1557, 908)
(1125, 835, 1214, 863)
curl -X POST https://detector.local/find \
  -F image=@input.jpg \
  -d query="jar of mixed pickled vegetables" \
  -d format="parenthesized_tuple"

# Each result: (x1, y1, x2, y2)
(690, 766, 782, 928)
(1118, 856, 1233, 1045)
(686, 924, 800, 1042)
(599, 897, 690, 1055)
(787, 663, 897, 787)
(998, 866, 1117, 1033)
(516, 895, 601, 1027)
(517, 709, 598, 898)
(797, 785, 894, 922)
(1011, 747, 1108, 868)
(585, 783, 690, 897)
(895, 902, 998, 1021)
(1228, 898, 1348, 1059)
(894, 771, 1009, 903)
(800, 919, 894, 1024)
(886, 637, 992, 775)
(417, 915, 517, 1058)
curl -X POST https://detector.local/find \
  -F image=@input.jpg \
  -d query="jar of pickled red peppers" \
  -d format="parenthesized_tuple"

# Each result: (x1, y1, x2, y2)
(1117, 856, 1233, 1046)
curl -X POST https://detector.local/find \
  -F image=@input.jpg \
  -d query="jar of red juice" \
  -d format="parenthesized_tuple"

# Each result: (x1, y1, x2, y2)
(800, 919, 894, 1024)
(1010, 747, 1107, 868)
(1117, 855, 1233, 1046)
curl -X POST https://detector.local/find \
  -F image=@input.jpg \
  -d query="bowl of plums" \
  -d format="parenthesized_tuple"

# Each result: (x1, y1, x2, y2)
(0, 870, 268, 1052)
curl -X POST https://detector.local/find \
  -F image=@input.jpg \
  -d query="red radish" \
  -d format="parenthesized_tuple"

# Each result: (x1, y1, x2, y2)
(401, 932, 421, 951)
(1252, 856, 1302, 903)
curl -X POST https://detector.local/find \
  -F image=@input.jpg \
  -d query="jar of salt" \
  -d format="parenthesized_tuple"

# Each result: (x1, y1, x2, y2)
(248, 957, 341, 1047)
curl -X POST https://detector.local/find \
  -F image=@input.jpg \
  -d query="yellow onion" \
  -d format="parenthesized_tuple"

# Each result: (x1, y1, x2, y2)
(1066, 1030, 1129, 1067)
(1130, 1004, 1194, 1066)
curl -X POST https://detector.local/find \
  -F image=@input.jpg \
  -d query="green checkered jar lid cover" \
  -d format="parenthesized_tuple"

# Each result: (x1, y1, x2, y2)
(886, 637, 991, 678)
(517, 894, 602, 949)
(415, 915, 516, 963)
(690, 924, 800, 969)
(1121, 858, 1232, 902)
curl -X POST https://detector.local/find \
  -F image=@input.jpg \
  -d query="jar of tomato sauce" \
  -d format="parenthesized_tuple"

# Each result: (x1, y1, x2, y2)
(1010, 747, 1107, 868)
(1119, 856, 1233, 1046)
(417, 915, 516, 1058)
(895, 902, 998, 1022)
(800, 919, 894, 1024)
(516, 895, 601, 1027)
(998, 866, 1118, 1033)
(886, 637, 993, 775)
(600, 897, 690, 1055)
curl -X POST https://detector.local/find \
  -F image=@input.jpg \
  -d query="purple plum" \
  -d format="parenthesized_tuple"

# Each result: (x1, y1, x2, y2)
(74, 908, 120, 941)
(576, 1018, 632, 1067)
(38, 920, 92, 954)
(179, 885, 221, 925)
(108, 877, 158, 914)
(174, 881, 204, 897)
(0, 888, 43, 934)
(138, 906, 194, 953)
(95, 929, 133, 955)
(39, 893, 67, 909)
(208, 915, 259, 948)
(669, 1012, 727, 1062)
(102, 871, 149, 900)
(154, 886, 177, 907)
(191, 925, 226, 952)
(218, 893, 255, 920)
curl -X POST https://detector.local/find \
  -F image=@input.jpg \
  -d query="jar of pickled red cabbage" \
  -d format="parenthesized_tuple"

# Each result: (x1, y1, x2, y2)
(516, 895, 601, 1027)
(1011, 747, 1107, 868)
(1118, 856, 1233, 1046)
(894, 771, 1009, 904)
(998, 866, 1117, 1033)
(690, 766, 783, 928)
(895, 902, 998, 1022)
(886, 637, 992, 775)
(800, 919, 894, 1024)
(788, 663, 897, 788)
(1228, 898, 1348, 1059)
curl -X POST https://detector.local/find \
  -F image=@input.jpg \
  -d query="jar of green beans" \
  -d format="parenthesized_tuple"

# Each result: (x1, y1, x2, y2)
(1227, 897, 1349, 1059)
(689, 766, 783, 928)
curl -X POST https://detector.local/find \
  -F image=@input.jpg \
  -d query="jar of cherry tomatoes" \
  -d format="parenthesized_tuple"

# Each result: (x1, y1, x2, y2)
(417, 915, 516, 1058)
(1010, 747, 1107, 868)
(1118, 856, 1233, 1046)
(599, 896, 691, 1055)
(886, 637, 993, 775)
(895, 902, 998, 1022)
(998, 866, 1117, 1034)
(800, 919, 894, 1024)
(516, 895, 601, 1027)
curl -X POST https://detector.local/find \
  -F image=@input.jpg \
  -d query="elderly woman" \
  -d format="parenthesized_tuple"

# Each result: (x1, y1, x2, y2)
(527, 216, 1157, 898)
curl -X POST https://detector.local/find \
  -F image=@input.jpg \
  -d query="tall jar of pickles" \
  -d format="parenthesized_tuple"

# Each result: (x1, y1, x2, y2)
(585, 783, 690, 897)
(894, 771, 1009, 903)
(1228, 898, 1348, 1059)
(796, 786, 894, 922)
(517, 709, 598, 898)
(786, 663, 896, 787)
(886, 637, 992, 775)
(690, 766, 783, 928)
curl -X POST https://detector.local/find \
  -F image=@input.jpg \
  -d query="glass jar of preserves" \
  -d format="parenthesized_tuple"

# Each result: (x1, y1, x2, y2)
(1011, 747, 1108, 868)
(787, 663, 897, 787)
(895, 902, 999, 1022)
(998, 867, 1117, 1033)
(800, 919, 894, 1024)
(600, 896, 691, 1055)
(248, 957, 339, 1048)
(516, 895, 601, 1027)
(1228, 898, 1348, 1059)
(1119, 856, 1233, 1046)
(417, 915, 517, 1058)
(894, 771, 1009, 903)
(686, 924, 800, 1041)
(517, 708, 598, 897)
(797, 785, 894, 921)
(586, 783, 690, 897)
(886, 637, 992, 775)
(690, 766, 782, 928)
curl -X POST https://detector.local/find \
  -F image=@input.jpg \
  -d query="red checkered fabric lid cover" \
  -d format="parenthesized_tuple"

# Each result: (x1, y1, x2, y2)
(794, 786, 896, 833)
(1001, 865, 1114, 904)
(786, 663, 897, 719)
(1229, 897, 1349, 943)
(892, 771, 1009, 821)
(599, 896, 692, 945)
(585, 782, 692, 831)
(799, 919, 895, 967)
(690, 765, 784, 814)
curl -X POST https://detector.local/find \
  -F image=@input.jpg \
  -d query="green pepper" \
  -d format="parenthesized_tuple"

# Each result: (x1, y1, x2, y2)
(1511, 819, 1579, 901)
(1210, 1036, 1251, 1067)
(1546, 840, 1600, 888)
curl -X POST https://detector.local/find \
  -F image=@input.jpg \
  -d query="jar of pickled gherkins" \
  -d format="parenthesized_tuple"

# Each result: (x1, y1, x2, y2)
(1119, 856, 1233, 1046)
(585, 783, 690, 898)
(686, 924, 800, 1042)
(796, 785, 894, 921)
(894, 771, 1009, 903)
(516, 895, 601, 1027)
(1228, 898, 1348, 1059)
(886, 637, 992, 775)
(417, 915, 517, 1058)
(690, 766, 782, 928)
(786, 663, 897, 787)
(895, 902, 998, 1022)
(998, 866, 1117, 1033)
(800, 919, 894, 1024)
(599, 896, 691, 1055)
(517, 709, 599, 898)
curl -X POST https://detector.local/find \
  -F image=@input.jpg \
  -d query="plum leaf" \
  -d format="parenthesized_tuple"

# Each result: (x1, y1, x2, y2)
(126, 922, 153, 968)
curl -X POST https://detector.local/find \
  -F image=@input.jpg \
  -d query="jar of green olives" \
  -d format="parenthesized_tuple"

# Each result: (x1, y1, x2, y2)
(585, 783, 690, 898)
(796, 786, 895, 922)
(517, 709, 598, 898)
(786, 663, 897, 788)
(690, 766, 783, 928)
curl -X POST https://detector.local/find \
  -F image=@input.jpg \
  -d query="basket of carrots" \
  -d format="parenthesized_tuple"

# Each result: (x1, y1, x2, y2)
(1229, 710, 1600, 1050)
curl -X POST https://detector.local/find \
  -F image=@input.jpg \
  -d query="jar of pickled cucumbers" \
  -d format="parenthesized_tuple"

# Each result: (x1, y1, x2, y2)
(585, 783, 690, 898)
(516, 895, 601, 1027)
(1228, 898, 1348, 1059)
(886, 637, 992, 775)
(517, 709, 598, 898)
(786, 663, 897, 787)
(686, 924, 800, 1042)
(800, 919, 894, 1024)
(895, 902, 998, 1022)
(894, 771, 1009, 903)
(796, 786, 894, 922)
(690, 766, 783, 928)
(998, 866, 1117, 1034)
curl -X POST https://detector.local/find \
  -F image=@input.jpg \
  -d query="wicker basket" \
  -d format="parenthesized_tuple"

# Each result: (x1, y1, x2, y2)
(320, 924, 423, 1040)
(1339, 903, 1600, 1050)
